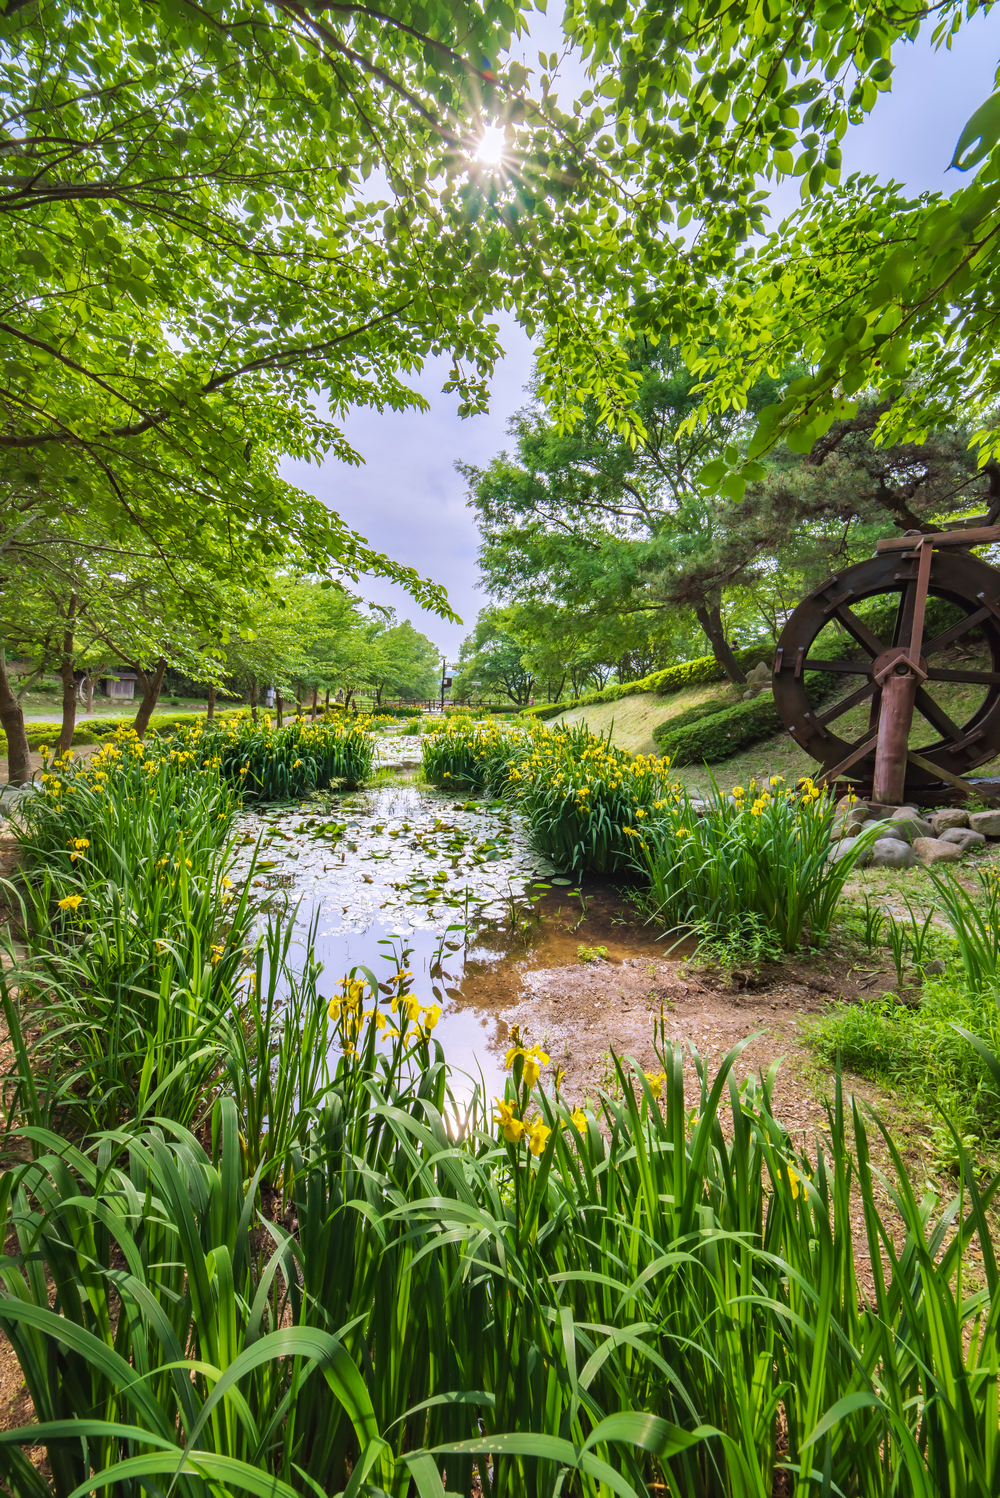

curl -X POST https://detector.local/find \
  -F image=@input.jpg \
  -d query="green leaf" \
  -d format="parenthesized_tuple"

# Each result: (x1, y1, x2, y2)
(950, 90, 1000, 171)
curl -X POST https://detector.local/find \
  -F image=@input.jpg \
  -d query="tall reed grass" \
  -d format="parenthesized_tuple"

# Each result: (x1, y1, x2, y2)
(423, 720, 666, 874)
(0, 1015, 997, 1497)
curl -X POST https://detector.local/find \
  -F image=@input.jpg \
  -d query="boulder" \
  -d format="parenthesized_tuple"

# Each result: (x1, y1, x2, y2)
(911, 836, 965, 866)
(889, 808, 934, 837)
(968, 810, 1000, 836)
(870, 838, 918, 869)
(940, 827, 986, 851)
(930, 808, 970, 833)
(827, 835, 873, 867)
(863, 802, 896, 820)
(873, 822, 912, 843)
(923, 958, 948, 976)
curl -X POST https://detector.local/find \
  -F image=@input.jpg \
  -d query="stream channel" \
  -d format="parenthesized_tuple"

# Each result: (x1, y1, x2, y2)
(230, 733, 668, 1102)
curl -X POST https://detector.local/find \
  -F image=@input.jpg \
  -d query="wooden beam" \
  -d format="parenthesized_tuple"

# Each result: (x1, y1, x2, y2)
(876, 526, 1000, 553)
(906, 750, 1000, 807)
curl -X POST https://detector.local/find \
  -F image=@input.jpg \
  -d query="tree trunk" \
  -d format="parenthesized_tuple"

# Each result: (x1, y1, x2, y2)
(694, 603, 746, 686)
(249, 676, 259, 723)
(0, 648, 31, 786)
(57, 594, 79, 757)
(311, 686, 318, 720)
(132, 658, 167, 738)
(207, 683, 216, 722)
(276, 694, 283, 728)
(85, 673, 95, 715)
(324, 688, 330, 713)
(58, 661, 77, 757)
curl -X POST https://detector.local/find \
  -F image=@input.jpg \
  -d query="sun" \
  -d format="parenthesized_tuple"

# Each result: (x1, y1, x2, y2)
(475, 124, 506, 167)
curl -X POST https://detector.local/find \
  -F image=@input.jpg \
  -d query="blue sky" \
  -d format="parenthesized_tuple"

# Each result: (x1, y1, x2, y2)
(280, 9, 1000, 661)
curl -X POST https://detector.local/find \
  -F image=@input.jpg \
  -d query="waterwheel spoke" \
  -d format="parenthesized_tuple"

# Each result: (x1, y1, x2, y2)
(913, 687, 962, 743)
(819, 731, 879, 784)
(835, 604, 887, 658)
(925, 667, 1000, 686)
(803, 659, 873, 675)
(816, 681, 877, 727)
(893, 580, 916, 650)
(922, 605, 992, 657)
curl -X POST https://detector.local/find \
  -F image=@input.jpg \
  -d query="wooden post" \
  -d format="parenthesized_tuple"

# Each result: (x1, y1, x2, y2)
(873, 663, 919, 805)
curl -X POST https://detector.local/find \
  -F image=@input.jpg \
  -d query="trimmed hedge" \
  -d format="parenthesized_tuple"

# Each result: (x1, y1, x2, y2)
(520, 641, 777, 721)
(651, 697, 731, 752)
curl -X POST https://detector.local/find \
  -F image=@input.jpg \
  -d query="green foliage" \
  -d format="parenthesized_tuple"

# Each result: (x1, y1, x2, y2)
(421, 717, 512, 792)
(2, 1016, 1000, 1496)
(453, 606, 536, 706)
(651, 696, 731, 750)
(922, 867, 1000, 994)
(195, 714, 375, 801)
(637, 778, 876, 953)
(810, 974, 1000, 1137)
(659, 693, 787, 765)
(423, 719, 664, 874)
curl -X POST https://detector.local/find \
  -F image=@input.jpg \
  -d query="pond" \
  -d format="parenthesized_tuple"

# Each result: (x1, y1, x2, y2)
(232, 757, 569, 1098)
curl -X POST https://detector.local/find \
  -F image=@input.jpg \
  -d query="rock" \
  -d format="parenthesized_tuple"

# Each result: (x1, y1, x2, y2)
(968, 810, 1000, 836)
(889, 808, 934, 837)
(870, 838, 918, 869)
(833, 809, 869, 839)
(827, 834, 872, 867)
(930, 808, 970, 832)
(873, 822, 912, 843)
(863, 803, 896, 820)
(923, 958, 947, 976)
(940, 827, 986, 850)
(912, 836, 965, 866)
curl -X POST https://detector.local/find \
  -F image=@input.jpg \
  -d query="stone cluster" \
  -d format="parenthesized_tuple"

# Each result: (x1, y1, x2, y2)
(828, 798, 1000, 870)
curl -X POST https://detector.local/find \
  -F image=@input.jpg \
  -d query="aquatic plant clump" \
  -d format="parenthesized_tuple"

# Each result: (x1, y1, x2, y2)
(505, 721, 667, 874)
(6, 723, 255, 1130)
(421, 715, 521, 791)
(424, 718, 668, 874)
(195, 712, 376, 799)
(636, 775, 875, 952)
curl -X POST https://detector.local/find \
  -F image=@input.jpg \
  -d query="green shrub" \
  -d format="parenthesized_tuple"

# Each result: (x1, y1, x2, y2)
(651, 696, 731, 750)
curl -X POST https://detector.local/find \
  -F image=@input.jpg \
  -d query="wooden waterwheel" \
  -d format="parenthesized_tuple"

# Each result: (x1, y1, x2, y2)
(772, 522, 1000, 806)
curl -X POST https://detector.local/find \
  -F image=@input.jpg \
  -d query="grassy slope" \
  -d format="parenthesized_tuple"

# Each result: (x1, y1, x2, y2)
(552, 680, 737, 754)
(555, 644, 1000, 793)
